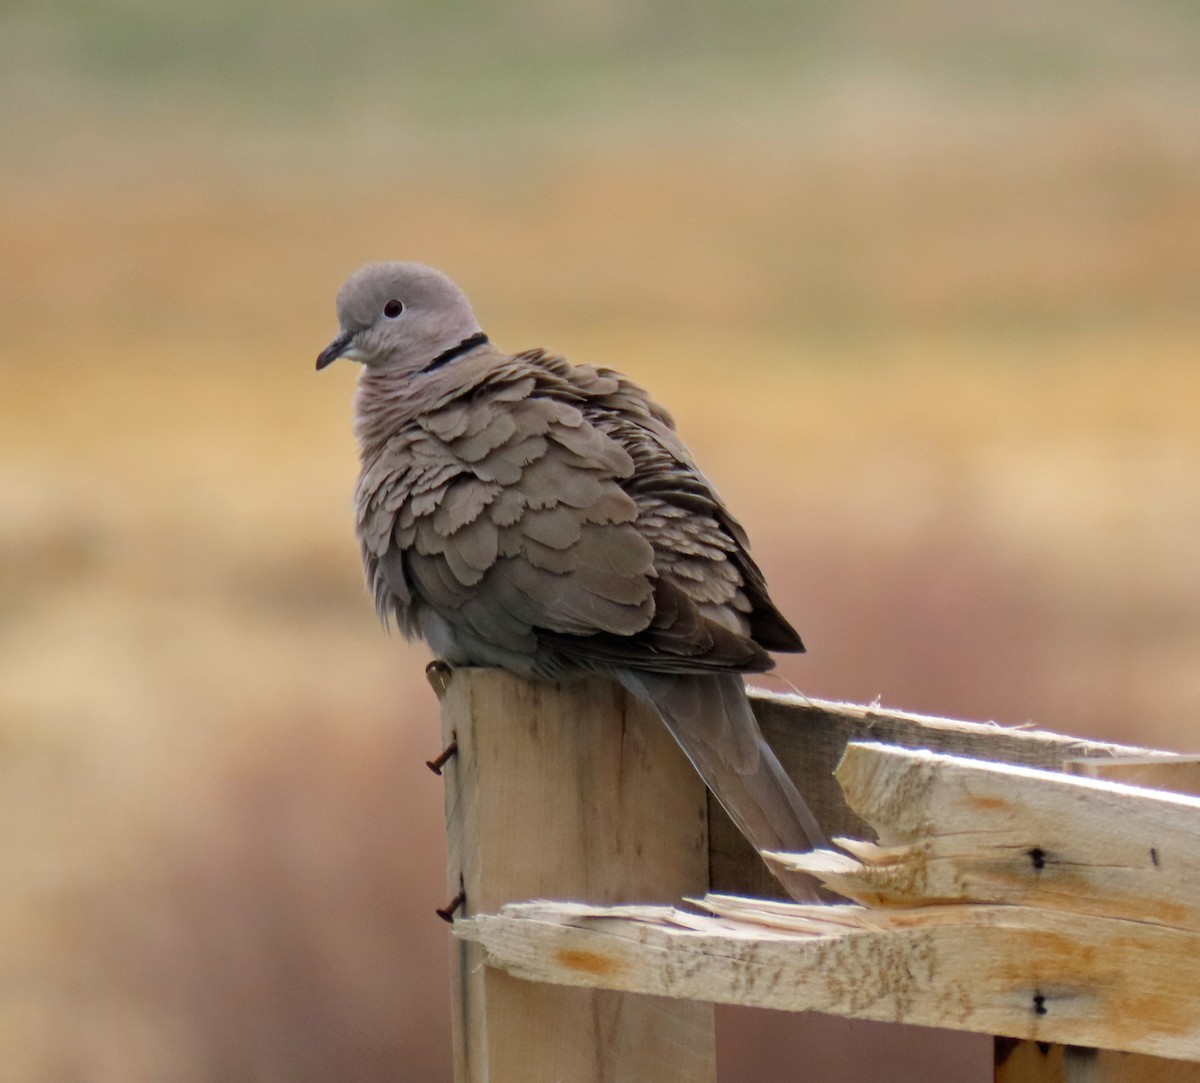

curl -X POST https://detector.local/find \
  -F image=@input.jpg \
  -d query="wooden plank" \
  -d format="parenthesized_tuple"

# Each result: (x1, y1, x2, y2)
(768, 743, 1200, 1081)
(773, 743, 1200, 930)
(457, 898, 1200, 1062)
(438, 668, 716, 1083)
(1065, 755, 1200, 792)
(714, 692, 1172, 898)
(994, 758, 1200, 1083)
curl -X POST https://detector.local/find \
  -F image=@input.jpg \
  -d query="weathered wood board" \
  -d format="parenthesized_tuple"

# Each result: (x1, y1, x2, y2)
(996, 755, 1200, 1082)
(773, 742, 1200, 929)
(438, 672, 1200, 1077)
(716, 692, 1171, 898)
(454, 733, 1200, 1065)
(438, 669, 716, 1083)
(458, 889, 1200, 1063)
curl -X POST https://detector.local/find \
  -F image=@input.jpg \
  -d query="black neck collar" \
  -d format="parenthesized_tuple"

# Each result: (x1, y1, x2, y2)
(421, 332, 489, 374)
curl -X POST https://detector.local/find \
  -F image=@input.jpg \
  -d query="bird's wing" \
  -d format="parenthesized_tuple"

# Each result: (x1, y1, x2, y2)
(357, 355, 781, 674)
(581, 363, 804, 653)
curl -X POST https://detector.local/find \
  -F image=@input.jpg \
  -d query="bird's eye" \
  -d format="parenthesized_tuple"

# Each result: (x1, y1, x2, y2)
(383, 299, 403, 318)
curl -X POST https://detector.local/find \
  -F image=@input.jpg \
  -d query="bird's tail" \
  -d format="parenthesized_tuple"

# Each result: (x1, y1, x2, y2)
(617, 670, 829, 903)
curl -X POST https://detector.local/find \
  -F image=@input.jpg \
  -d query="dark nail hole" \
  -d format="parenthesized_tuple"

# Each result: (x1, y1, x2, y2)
(1150, 847, 1160, 867)
(1028, 847, 1046, 871)
(1033, 994, 1048, 1016)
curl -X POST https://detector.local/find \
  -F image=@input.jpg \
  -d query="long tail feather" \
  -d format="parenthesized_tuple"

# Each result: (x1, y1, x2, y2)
(617, 670, 829, 902)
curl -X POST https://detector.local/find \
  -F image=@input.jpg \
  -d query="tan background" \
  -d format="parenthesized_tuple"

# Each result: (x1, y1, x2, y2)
(2, 2, 1199, 1079)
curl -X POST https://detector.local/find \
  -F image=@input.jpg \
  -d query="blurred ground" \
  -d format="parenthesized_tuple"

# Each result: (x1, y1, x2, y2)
(2, 2, 1200, 1081)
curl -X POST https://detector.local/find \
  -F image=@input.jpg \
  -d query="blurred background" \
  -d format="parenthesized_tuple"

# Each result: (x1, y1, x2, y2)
(2, 1, 1198, 1080)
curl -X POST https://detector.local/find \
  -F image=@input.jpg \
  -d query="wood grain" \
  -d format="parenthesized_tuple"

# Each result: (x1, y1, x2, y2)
(994, 756, 1200, 1082)
(439, 668, 715, 1083)
(439, 675, 1199, 1077)
(453, 723, 1200, 1066)
(772, 742, 1200, 929)
(460, 896, 1200, 1062)
(713, 691, 1171, 898)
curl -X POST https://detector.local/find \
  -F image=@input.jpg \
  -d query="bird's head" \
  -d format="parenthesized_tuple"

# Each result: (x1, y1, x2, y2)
(316, 261, 483, 374)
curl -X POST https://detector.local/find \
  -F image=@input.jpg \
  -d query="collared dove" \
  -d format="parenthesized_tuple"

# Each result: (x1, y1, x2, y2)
(318, 261, 826, 901)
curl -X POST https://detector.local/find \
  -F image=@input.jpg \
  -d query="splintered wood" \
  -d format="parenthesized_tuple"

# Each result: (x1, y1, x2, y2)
(456, 735, 1200, 1064)
(776, 743, 1200, 927)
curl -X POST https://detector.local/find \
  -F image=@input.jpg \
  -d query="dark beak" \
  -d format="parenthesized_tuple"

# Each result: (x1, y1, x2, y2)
(316, 329, 356, 371)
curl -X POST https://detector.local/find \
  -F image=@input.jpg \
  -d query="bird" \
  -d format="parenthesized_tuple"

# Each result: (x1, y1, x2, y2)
(317, 261, 827, 901)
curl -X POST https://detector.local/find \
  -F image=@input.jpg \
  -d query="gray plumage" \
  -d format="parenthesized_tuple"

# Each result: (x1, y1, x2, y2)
(318, 261, 826, 901)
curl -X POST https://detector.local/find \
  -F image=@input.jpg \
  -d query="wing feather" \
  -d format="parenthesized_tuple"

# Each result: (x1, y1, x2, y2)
(356, 346, 802, 671)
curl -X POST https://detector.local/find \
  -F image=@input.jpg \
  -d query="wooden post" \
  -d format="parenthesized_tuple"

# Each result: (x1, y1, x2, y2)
(437, 668, 716, 1083)
(995, 757, 1200, 1083)
(995, 1042, 1200, 1083)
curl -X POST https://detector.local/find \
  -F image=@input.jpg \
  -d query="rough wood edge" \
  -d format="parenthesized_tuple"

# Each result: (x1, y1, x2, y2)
(712, 690, 1176, 898)
(457, 899, 1200, 1063)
